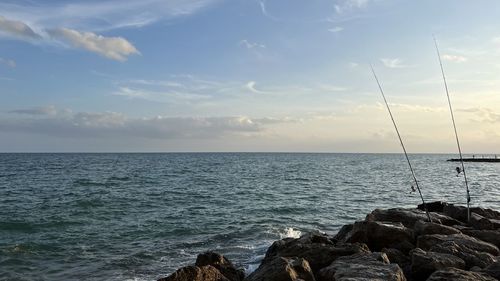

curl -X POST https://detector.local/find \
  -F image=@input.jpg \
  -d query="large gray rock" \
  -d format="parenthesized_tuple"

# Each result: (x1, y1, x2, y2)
(417, 234, 499, 256)
(482, 260, 500, 280)
(342, 220, 415, 253)
(430, 241, 497, 269)
(381, 248, 410, 268)
(427, 268, 496, 281)
(366, 208, 461, 228)
(316, 252, 406, 281)
(244, 256, 315, 281)
(158, 265, 230, 281)
(413, 220, 461, 236)
(469, 213, 500, 231)
(195, 252, 244, 281)
(410, 248, 465, 280)
(443, 205, 500, 225)
(264, 232, 369, 273)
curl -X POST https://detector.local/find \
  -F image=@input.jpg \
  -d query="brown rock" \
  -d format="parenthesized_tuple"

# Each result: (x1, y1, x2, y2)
(158, 265, 230, 281)
(244, 256, 315, 281)
(413, 220, 462, 236)
(482, 260, 500, 280)
(317, 252, 406, 281)
(366, 208, 461, 228)
(461, 229, 500, 248)
(417, 234, 499, 256)
(195, 252, 244, 281)
(342, 220, 415, 253)
(430, 241, 497, 269)
(427, 267, 496, 281)
(410, 248, 465, 280)
(264, 232, 369, 273)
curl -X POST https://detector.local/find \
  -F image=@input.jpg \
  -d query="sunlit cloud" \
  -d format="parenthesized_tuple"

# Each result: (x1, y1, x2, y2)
(442, 54, 467, 63)
(47, 28, 140, 61)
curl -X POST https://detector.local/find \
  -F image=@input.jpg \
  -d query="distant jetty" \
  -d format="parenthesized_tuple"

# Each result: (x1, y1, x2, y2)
(157, 201, 500, 281)
(448, 156, 500, 163)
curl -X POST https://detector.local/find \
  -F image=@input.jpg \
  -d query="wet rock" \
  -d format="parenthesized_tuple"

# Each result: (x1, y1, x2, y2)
(461, 229, 500, 248)
(482, 260, 500, 280)
(366, 208, 461, 228)
(430, 241, 497, 269)
(316, 252, 406, 281)
(244, 256, 315, 281)
(195, 252, 244, 281)
(413, 220, 461, 236)
(410, 248, 465, 280)
(417, 234, 499, 256)
(342, 220, 414, 253)
(158, 265, 230, 281)
(427, 267, 496, 281)
(264, 232, 369, 273)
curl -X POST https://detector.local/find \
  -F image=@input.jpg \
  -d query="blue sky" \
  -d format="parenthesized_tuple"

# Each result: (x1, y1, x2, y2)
(1, 0, 500, 152)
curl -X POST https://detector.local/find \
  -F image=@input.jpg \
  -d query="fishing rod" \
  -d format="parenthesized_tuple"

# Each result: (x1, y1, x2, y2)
(433, 36, 471, 222)
(370, 65, 432, 222)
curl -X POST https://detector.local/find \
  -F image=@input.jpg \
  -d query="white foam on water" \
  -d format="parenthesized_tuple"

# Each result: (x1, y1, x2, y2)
(279, 227, 301, 239)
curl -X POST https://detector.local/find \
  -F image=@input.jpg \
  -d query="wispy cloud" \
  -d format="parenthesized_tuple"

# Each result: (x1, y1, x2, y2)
(245, 81, 266, 94)
(334, 0, 370, 14)
(0, 57, 16, 68)
(380, 58, 410, 68)
(0, 15, 41, 40)
(9, 105, 60, 116)
(328, 26, 344, 33)
(47, 28, 140, 61)
(442, 54, 467, 63)
(239, 39, 266, 49)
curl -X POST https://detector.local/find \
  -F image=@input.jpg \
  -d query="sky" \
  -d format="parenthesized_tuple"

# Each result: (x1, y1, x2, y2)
(1, 0, 500, 152)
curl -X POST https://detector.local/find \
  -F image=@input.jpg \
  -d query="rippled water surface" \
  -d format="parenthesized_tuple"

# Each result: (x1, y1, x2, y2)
(1, 153, 499, 280)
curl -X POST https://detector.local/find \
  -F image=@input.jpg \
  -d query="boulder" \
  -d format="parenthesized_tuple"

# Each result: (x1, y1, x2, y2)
(333, 224, 353, 242)
(430, 241, 497, 269)
(195, 252, 244, 281)
(427, 268, 496, 281)
(316, 252, 406, 281)
(482, 260, 500, 280)
(418, 201, 449, 213)
(264, 232, 369, 273)
(413, 220, 461, 236)
(410, 248, 465, 280)
(342, 220, 414, 253)
(461, 229, 500, 248)
(417, 234, 499, 256)
(471, 207, 500, 221)
(366, 208, 461, 228)
(158, 265, 230, 281)
(469, 213, 500, 231)
(244, 257, 315, 281)
(443, 205, 500, 225)
(381, 248, 410, 268)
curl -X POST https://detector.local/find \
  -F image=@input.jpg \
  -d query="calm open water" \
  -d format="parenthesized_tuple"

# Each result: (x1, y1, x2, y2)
(1, 153, 499, 280)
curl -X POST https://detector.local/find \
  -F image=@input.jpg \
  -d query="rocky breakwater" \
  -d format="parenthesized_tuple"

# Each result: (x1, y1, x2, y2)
(158, 202, 500, 281)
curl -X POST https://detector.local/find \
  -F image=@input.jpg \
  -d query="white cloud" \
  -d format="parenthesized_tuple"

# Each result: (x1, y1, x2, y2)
(239, 39, 266, 49)
(0, 15, 41, 39)
(334, 0, 370, 14)
(442, 54, 467, 63)
(328, 26, 344, 33)
(0, 58, 16, 68)
(245, 81, 266, 94)
(47, 28, 140, 61)
(380, 58, 409, 68)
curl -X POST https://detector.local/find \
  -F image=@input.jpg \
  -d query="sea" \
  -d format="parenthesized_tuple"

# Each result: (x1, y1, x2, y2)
(1, 153, 499, 281)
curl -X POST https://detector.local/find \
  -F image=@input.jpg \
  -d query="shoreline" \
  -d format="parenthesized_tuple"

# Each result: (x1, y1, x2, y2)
(159, 201, 500, 281)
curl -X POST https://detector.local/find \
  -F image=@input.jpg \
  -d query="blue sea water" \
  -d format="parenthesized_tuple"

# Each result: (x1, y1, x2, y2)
(0, 153, 499, 281)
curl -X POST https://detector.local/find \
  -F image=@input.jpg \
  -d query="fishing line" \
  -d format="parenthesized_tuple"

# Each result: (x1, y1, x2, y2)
(370, 64, 432, 222)
(433, 36, 471, 222)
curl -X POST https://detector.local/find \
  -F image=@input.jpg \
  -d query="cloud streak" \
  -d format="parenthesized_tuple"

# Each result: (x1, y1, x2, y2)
(0, 15, 41, 39)
(2, 107, 294, 139)
(47, 28, 140, 61)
